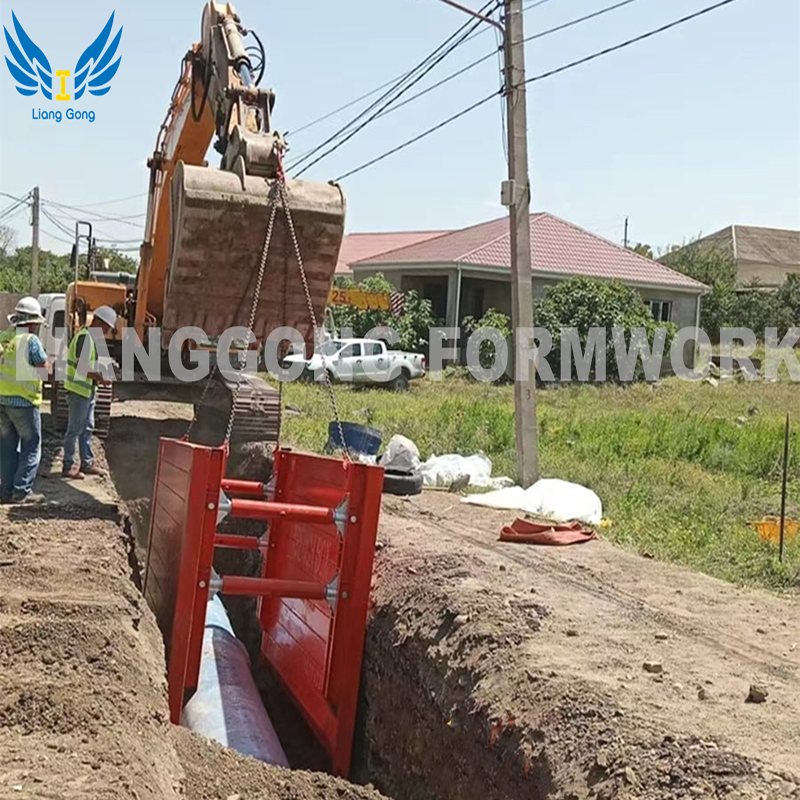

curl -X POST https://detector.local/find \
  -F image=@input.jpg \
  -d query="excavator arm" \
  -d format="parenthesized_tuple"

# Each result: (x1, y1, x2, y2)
(134, 2, 345, 351)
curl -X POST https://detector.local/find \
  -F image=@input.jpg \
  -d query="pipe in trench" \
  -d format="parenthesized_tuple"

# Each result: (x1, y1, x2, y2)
(181, 595, 289, 767)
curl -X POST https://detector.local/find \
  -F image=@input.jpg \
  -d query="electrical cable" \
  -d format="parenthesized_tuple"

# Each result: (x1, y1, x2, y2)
(0, 197, 30, 222)
(39, 225, 75, 246)
(333, 0, 742, 182)
(333, 91, 500, 182)
(40, 207, 75, 238)
(292, 15, 491, 177)
(520, 0, 741, 87)
(41, 199, 145, 227)
(288, 1, 498, 173)
(290, 0, 646, 158)
(53, 192, 147, 208)
(0, 190, 31, 204)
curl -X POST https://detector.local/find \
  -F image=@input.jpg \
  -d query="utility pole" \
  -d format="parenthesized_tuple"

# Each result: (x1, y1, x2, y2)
(31, 186, 40, 295)
(436, 0, 538, 485)
(623, 216, 629, 248)
(503, 0, 537, 486)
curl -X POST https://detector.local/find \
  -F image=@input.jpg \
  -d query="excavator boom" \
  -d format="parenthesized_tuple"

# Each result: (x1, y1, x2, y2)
(131, 2, 345, 441)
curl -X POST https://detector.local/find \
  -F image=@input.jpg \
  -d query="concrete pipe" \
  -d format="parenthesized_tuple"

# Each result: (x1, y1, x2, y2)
(181, 595, 289, 767)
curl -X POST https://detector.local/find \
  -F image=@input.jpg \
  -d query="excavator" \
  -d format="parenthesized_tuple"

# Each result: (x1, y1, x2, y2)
(54, 2, 345, 441)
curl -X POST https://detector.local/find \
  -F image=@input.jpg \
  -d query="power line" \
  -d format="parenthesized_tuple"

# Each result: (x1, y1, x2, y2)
(333, 0, 742, 182)
(41, 207, 75, 238)
(520, 0, 741, 87)
(291, 0, 647, 162)
(0, 197, 31, 222)
(522, 0, 644, 46)
(333, 91, 500, 182)
(56, 192, 147, 209)
(288, 2, 498, 175)
(41, 199, 145, 228)
(286, 1, 498, 140)
(523, 0, 560, 9)
(39, 225, 75, 246)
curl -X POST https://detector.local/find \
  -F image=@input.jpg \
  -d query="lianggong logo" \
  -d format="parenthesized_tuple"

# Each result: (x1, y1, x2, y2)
(4, 10, 122, 122)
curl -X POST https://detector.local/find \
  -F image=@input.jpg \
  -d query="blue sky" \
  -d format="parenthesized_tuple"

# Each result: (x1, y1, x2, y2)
(1, 0, 798, 257)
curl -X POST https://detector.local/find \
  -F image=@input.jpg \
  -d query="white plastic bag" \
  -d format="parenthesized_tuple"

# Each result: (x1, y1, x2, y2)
(381, 435, 421, 472)
(419, 453, 513, 489)
(462, 478, 602, 525)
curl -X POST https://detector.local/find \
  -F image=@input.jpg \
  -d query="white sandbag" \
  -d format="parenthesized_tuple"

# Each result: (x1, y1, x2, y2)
(462, 478, 602, 525)
(419, 453, 513, 489)
(382, 435, 421, 472)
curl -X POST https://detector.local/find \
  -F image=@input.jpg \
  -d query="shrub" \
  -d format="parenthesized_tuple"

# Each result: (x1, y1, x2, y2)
(536, 277, 675, 382)
(462, 308, 512, 378)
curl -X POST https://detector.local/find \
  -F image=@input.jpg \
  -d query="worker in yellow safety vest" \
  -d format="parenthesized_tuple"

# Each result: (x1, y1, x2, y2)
(62, 305, 117, 480)
(0, 297, 50, 504)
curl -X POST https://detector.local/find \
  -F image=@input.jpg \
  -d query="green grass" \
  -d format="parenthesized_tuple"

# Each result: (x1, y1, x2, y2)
(271, 375, 800, 591)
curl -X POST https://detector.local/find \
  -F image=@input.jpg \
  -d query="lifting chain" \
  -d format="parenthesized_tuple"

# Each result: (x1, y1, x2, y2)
(223, 180, 282, 444)
(276, 166, 351, 462)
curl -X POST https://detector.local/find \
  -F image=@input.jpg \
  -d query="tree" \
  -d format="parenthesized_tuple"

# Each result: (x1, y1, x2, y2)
(536, 277, 675, 382)
(0, 225, 14, 257)
(660, 240, 738, 342)
(0, 246, 74, 293)
(330, 273, 436, 353)
(462, 308, 512, 377)
(629, 242, 654, 259)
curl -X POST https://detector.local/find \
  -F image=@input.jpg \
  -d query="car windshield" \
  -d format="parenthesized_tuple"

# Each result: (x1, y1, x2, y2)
(320, 340, 344, 356)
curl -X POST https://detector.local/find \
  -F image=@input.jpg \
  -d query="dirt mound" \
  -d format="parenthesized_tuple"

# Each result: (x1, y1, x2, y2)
(359, 494, 800, 800)
(175, 727, 383, 800)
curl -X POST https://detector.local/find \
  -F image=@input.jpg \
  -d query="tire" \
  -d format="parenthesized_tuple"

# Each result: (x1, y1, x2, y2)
(382, 469, 423, 496)
(389, 370, 410, 392)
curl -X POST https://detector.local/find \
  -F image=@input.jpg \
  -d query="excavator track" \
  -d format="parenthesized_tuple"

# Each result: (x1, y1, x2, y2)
(51, 382, 113, 439)
(198, 372, 281, 444)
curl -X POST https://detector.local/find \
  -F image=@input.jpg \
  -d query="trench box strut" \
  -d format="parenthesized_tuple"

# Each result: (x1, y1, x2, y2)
(143, 438, 383, 776)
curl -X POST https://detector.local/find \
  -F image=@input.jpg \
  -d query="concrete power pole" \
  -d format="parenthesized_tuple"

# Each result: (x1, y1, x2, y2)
(31, 186, 40, 295)
(503, 0, 538, 487)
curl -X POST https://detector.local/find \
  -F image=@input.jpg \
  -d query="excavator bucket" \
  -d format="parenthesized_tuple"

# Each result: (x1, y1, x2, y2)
(165, 163, 346, 349)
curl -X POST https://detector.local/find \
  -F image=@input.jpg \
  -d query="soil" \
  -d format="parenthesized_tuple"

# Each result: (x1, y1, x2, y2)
(3, 397, 799, 800)
(359, 493, 800, 799)
(0, 405, 388, 800)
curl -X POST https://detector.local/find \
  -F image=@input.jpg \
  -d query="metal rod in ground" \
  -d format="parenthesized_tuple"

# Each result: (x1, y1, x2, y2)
(779, 412, 790, 563)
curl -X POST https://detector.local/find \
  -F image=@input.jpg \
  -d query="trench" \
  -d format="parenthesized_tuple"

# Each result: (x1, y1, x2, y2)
(105, 403, 547, 800)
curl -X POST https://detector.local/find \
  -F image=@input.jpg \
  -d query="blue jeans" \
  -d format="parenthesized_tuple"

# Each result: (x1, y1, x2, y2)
(63, 391, 96, 470)
(0, 405, 42, 501)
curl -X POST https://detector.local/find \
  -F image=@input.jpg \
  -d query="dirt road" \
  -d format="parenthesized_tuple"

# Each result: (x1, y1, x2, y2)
(361, 493, 800, 799)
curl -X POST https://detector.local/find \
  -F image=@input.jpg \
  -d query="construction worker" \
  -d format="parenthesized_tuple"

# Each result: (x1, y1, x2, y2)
(0, 297, 49, 504)
(62, 305, 117, 479)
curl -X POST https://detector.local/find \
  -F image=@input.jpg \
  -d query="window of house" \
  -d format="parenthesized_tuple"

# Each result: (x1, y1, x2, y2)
(649, 300, 672, 323)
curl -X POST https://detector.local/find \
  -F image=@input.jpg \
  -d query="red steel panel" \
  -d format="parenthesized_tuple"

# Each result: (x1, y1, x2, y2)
(143, 438, 225, 723)
(258, 450, 383, 776)
(144, 440, 382, 777)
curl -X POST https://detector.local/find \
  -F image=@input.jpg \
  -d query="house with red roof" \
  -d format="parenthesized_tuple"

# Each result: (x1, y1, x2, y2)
(345, 213, 707, 332)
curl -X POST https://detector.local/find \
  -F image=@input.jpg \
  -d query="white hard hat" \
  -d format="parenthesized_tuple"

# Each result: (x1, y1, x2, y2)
(93, 305, 118, 328)
(8, 296, 45, 325)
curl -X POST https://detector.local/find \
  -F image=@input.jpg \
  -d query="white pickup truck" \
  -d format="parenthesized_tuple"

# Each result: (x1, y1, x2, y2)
(283, 338, 426, 390)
